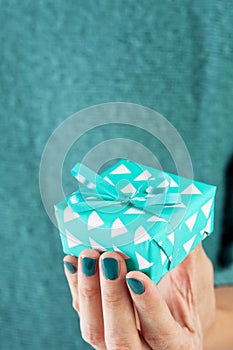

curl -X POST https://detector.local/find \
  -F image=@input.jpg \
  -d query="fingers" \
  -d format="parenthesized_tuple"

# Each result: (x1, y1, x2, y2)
(99, 252, 142, 350)
(78, 249, 106, 350)
(64, 251, 152, 349)
(63, 255, 79, 313)
(126, 270, 180, 349)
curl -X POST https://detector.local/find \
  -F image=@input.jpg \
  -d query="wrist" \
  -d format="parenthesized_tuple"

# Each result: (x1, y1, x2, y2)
(204, 287, 233, 350)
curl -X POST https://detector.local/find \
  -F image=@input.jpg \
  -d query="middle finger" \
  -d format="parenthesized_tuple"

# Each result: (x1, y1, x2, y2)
(99, 252, 141, 349)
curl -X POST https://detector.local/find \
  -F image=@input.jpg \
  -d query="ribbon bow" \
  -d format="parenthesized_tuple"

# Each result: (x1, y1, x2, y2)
(67, 163, 182, 215)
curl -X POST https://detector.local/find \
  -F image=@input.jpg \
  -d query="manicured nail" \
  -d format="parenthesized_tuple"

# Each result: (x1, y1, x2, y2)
(82, 257, 97, 276)
(64, 262, 76, 274)
(126, 278, 145, 295)
(102, 258, 118, 280)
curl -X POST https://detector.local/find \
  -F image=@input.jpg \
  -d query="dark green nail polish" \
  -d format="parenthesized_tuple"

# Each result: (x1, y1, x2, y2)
(126, 278, 145, 295)
(102, 258, 118, 280)
(82, 257, 96, 276)
(64, 262, 76, 274)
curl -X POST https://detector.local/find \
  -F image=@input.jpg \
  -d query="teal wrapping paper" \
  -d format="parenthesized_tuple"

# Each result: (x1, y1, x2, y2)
(55, 159, 217, 284)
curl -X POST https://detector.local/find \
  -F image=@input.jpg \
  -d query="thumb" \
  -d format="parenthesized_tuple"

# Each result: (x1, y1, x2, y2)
(126, 271, 180, 349)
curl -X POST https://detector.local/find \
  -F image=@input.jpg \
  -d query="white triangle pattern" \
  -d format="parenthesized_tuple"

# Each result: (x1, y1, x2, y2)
(103, 176, 115, 185)
(185, 212, 198, 231)
(134, 225, 151, 245)
(200, 228, 205, 235)
(77, 173, 86, 183)
(168, 232, 174, 245)
(66, 229, 82, 248)
(112, 244, 130, 259)
(134, 169, 152, 181)
(70, 195, 78, 204)
(172, 202, 186, 208)
(133, 196, 145, 201)
(64, 206, 80, 222)
(88, 211, 104, 230)
(161, 249, 167, 265)
(120, 183, 136, 194)
(89, 237, 106, 252)
(124, 207, 146, 214)
(145, 186, 154, 194)
(181, 184, 202, 195)
(63, 168, 213, 269)
(157, 179, 170, 188)
(110, 164, 131, 174)
(87, 182, 96, 189)
(112, 218, 128, 237)
(136, 252, 154, 269)
(147, 215, 167, 223)
(200, 229, 208, 238)
(183, 235, 196, 254)
(201, 198, 213, 218)
(170, 178, 179, 187)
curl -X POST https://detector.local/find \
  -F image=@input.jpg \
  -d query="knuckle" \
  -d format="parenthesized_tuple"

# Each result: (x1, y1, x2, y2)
(144, 332, 157, 345)
(103, 291, 122, 307)
(72, 300, 79, 313)
(106, 340, 132, 350)
(80, 285, 100, 299)
(81, 325, 104, 346)
(144, 331, 172, 348)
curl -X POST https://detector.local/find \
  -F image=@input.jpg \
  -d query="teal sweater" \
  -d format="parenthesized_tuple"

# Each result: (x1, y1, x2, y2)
(0, 1, 232, 349)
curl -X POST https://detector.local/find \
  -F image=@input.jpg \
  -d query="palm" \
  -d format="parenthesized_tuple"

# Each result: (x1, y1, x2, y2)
(157, 244, 215, 333)
(133, 244, 215, 349)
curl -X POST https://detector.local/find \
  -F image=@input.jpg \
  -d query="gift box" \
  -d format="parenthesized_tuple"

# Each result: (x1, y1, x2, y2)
(55, 159, 216, 284)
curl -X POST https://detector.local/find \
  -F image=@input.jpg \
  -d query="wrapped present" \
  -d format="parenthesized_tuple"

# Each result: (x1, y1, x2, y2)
(55, 159, 216, 284)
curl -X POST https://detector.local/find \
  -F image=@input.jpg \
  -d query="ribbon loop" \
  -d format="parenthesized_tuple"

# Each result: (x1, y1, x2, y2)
(67, 162, 182, 215)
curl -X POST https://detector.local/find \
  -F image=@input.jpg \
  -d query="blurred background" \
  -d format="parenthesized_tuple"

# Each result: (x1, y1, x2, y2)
(0, 1, 233, 349)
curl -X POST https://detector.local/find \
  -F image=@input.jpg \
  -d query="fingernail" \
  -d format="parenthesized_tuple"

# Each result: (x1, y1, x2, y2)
(126, 278, 145, 295)
(64, 262, 76, 274)
(82, 257, 97, 276)
(102, 258, 118, 280)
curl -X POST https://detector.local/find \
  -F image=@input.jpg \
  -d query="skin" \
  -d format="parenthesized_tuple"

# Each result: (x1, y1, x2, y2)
(63, 243, 233, 350)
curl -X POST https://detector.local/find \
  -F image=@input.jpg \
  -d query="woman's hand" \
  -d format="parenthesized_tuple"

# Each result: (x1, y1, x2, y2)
(157, 243, 216, 336)
(63, 243, 215, 350)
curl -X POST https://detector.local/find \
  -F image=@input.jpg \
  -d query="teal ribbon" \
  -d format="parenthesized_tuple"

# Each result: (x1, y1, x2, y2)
(67, 163, 182, 215)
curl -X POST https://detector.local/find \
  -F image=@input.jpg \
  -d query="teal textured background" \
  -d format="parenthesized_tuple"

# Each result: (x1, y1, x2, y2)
(0, 1, 233, 349)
